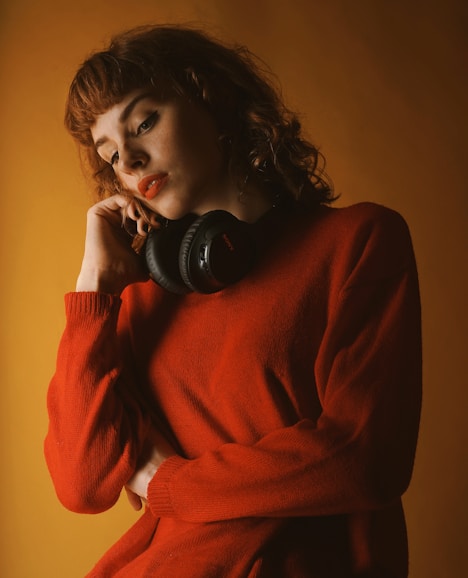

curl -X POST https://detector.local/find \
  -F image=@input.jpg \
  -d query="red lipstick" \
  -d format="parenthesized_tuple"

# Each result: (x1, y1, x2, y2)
(138, 173, 168, 200)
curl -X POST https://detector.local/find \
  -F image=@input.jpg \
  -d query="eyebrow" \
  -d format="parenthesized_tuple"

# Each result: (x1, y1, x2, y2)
(94, 92, 154, 151)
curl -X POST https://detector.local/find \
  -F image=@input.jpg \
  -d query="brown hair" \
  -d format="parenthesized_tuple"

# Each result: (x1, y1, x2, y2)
(65, 24, 334, 206)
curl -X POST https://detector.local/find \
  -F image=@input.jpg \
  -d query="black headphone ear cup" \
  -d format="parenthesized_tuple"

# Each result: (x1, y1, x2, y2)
(179, 210, 256, 294)
(145, 215, 196, 295)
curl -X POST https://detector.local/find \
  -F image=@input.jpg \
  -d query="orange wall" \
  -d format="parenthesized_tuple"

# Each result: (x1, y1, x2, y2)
(1, 1, 466, 576)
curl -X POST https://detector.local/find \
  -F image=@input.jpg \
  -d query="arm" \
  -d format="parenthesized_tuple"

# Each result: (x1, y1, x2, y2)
(44, 196, 156, 513)
(139, 209, 422, 522)
(44, 292, 154, 513)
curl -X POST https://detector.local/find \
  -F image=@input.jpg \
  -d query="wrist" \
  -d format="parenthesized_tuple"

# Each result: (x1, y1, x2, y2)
(76, 268, 126, 295)
(143, 463, 158, 500)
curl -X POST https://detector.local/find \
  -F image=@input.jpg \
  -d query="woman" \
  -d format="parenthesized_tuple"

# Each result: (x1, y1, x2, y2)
(45, 24, 422, 577)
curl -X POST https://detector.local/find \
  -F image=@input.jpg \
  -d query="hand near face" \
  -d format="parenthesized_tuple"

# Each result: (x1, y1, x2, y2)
(75, 195, 157, 295)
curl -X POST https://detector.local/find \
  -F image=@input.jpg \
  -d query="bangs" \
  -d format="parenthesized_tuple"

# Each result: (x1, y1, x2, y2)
(65, 52, 172, 146)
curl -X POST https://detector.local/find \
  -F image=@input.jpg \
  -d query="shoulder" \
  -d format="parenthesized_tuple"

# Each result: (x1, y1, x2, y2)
(312, 202, 411, 241)
(309, 202, 413, 251)
(295, 202, 418, 287)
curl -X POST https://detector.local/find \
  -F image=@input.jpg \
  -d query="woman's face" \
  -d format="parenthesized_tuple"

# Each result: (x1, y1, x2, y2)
(91, 89, 237, 220)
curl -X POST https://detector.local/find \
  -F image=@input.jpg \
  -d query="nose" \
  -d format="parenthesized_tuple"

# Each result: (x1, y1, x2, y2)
(118, 143, 148, 174)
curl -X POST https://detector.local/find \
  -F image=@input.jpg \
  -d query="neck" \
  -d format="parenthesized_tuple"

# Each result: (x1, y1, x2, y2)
(229, 181, 275, 224)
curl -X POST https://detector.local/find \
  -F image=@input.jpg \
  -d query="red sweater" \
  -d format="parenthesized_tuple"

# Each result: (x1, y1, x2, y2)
(45, 202, 422, 577)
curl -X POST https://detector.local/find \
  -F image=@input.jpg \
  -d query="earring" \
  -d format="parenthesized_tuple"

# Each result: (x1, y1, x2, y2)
(237, 173, 250, 204)
(217, 133, 232, 154)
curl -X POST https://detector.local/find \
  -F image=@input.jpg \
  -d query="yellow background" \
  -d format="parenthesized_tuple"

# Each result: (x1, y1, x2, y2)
(1, 0, 467, 576)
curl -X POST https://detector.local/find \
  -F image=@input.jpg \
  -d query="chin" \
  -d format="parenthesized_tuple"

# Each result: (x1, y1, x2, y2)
(153, 204, 194, 222)
(154, 195, 209, 221)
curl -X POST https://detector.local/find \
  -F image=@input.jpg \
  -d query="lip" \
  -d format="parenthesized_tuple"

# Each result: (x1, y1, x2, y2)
(137, 173, 168, 200)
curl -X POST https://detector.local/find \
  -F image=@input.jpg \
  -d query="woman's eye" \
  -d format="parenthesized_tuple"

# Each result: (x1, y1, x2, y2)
(110, 151, 119, 166)
(137, 112, 158, 135)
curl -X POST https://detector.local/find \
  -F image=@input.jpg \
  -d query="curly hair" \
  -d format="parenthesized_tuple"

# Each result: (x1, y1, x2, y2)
(65, 24, 334, 206)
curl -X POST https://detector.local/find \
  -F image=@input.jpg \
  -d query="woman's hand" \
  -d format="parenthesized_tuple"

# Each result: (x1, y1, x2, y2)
(76, 195, 157, 295)
(125, 430, 178, 511)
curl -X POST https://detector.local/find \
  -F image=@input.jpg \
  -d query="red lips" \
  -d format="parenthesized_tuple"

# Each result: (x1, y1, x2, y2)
(137, 173, 168, 200)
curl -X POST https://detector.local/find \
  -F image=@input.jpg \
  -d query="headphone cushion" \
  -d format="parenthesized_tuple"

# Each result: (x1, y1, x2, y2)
(145, 215, 196, 295)
(179, 210, 256, 293)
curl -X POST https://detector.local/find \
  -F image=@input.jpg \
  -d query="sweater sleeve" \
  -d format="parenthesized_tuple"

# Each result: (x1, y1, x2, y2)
(146, 208, 422, 522)
(44, 292, 150, 514)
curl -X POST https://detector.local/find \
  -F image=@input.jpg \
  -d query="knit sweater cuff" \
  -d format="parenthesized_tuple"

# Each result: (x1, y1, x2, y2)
(64, 292, 121, 317)
(147, 455, 189, 518)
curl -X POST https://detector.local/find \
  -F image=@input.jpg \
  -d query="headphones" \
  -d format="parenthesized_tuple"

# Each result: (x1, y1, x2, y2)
(145, 210, 257, 294)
